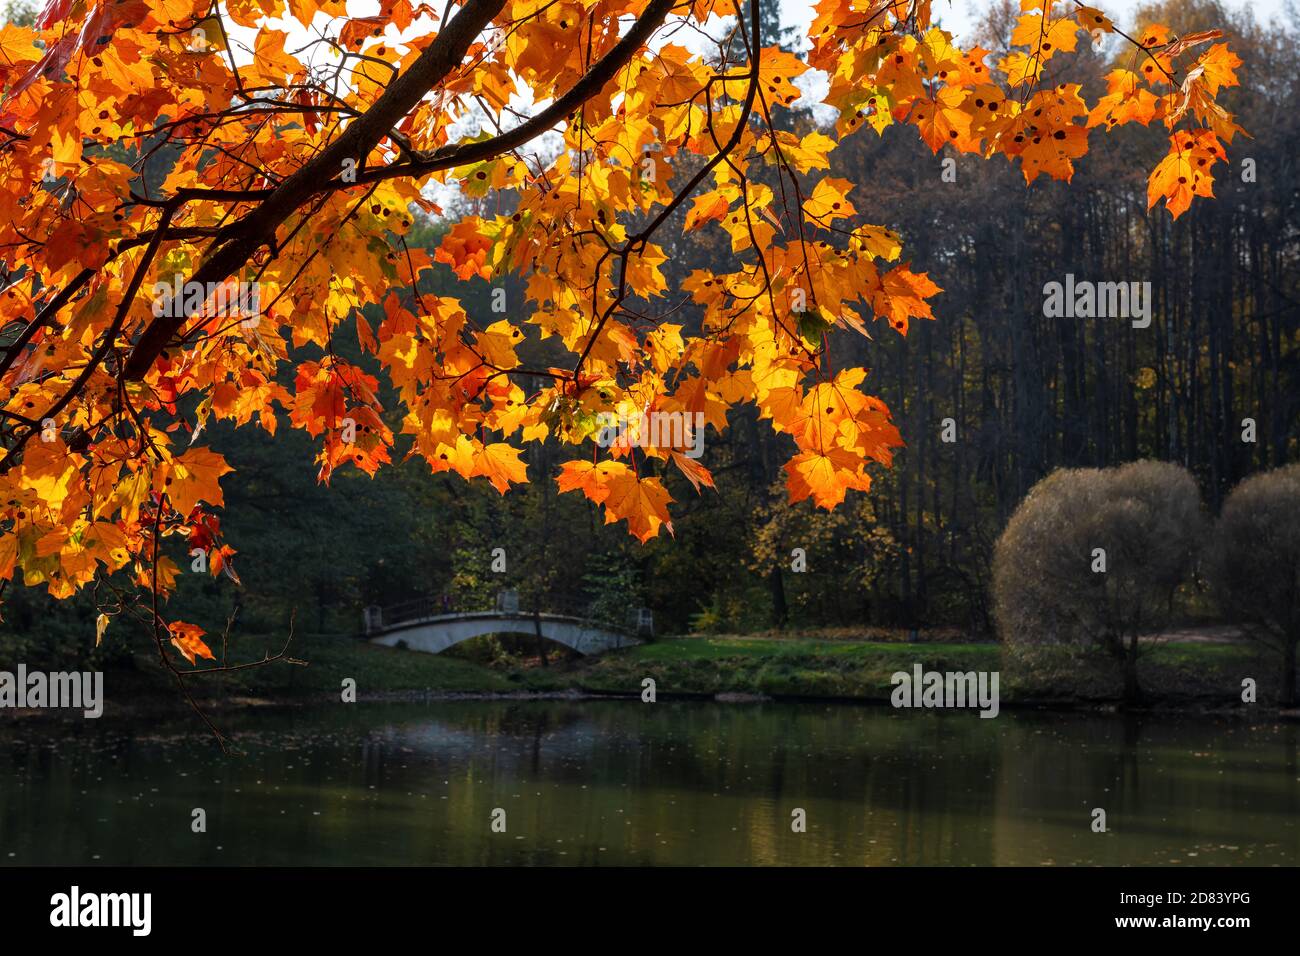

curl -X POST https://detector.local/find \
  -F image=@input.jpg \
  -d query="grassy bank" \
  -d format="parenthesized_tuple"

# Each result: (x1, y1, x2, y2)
(510, 635, 1282, 708)
(60, 629, 1292, 718)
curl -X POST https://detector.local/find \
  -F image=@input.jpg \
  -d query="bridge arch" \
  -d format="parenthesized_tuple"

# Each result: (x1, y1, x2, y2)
(368, 611, 642, 656)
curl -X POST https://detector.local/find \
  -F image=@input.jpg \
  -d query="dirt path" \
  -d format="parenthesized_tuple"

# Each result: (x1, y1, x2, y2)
(1141, 625, 1247, 644)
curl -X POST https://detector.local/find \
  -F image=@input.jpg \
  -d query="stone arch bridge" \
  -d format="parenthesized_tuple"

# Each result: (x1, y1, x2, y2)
(363, 591, 651, 656)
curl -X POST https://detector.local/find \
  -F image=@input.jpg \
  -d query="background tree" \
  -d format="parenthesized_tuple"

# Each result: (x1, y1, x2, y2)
(1208, 463, 1300, 706)
(992, 461, 1207, 703)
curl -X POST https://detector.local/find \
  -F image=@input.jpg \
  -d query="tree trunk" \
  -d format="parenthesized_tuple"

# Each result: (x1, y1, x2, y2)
(1122, 633, 1142, 707)
(533, 607, 548, 667)
(1282, 637, 1297, 708)
(768, 567, 788, 630)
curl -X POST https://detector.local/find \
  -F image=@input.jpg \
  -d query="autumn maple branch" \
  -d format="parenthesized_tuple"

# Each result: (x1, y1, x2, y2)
(573, 0, 761, 379)
(345, 0, 684, 189)
(0, 207, 176, 474)
(120, 0, 510, 382)
(119, 0, 686, 387)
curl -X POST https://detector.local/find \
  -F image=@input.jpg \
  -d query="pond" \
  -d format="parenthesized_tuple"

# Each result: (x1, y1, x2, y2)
(1, 700, 1296, 865)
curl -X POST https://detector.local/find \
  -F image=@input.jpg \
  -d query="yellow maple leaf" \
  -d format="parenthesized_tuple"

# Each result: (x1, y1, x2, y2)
(471, 442, 527, 494)
(156, 447, 234, 516)
(602, 470, 674, 543)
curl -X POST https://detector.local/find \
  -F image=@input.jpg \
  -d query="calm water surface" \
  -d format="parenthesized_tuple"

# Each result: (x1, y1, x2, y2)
(2, 701, 1297, 865)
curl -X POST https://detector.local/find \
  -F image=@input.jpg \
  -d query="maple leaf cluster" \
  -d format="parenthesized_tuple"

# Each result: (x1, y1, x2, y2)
(0, 0, 1244, 656)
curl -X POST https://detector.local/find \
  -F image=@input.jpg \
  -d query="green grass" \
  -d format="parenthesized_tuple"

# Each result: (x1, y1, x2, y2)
(253, 637, 518, 693)
(108, 632, 515, 709)
(97, 630, 1292, 711)
(535, 637, 1005, 699)
(505, 634, 1283, 706)
(620, 636, 997, 660)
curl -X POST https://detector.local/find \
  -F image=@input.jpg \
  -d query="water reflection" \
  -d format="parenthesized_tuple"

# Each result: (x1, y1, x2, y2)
(1, 702, 1296, 866)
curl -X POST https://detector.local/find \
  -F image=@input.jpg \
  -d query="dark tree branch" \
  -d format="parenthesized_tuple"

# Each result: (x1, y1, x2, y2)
(122, 0, 511, 381)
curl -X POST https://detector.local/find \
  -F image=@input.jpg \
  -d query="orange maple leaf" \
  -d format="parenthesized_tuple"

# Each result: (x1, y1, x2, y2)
(434, 220, 493, 281)
(169, 622, 215, 666)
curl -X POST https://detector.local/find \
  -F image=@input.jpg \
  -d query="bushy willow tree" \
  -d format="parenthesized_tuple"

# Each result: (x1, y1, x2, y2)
(0, 0, 1243, 674)
(1209, 464, 1300, 706)
(992, 461, 1206, 704)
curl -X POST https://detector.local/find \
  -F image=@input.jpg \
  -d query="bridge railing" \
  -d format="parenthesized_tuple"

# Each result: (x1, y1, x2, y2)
(364, 591, 654, 639)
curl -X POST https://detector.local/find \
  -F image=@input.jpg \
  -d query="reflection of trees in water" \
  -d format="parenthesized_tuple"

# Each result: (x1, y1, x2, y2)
(361, 703, 1016, 864)
(4, 704, 1299, 865)
(376, 703, 1007, 796)
(393, 701, 590, 738)
(990, 711, 1300, 864)
(1286, 725, 1299, 821)
(1116, 712, 1145, 801)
